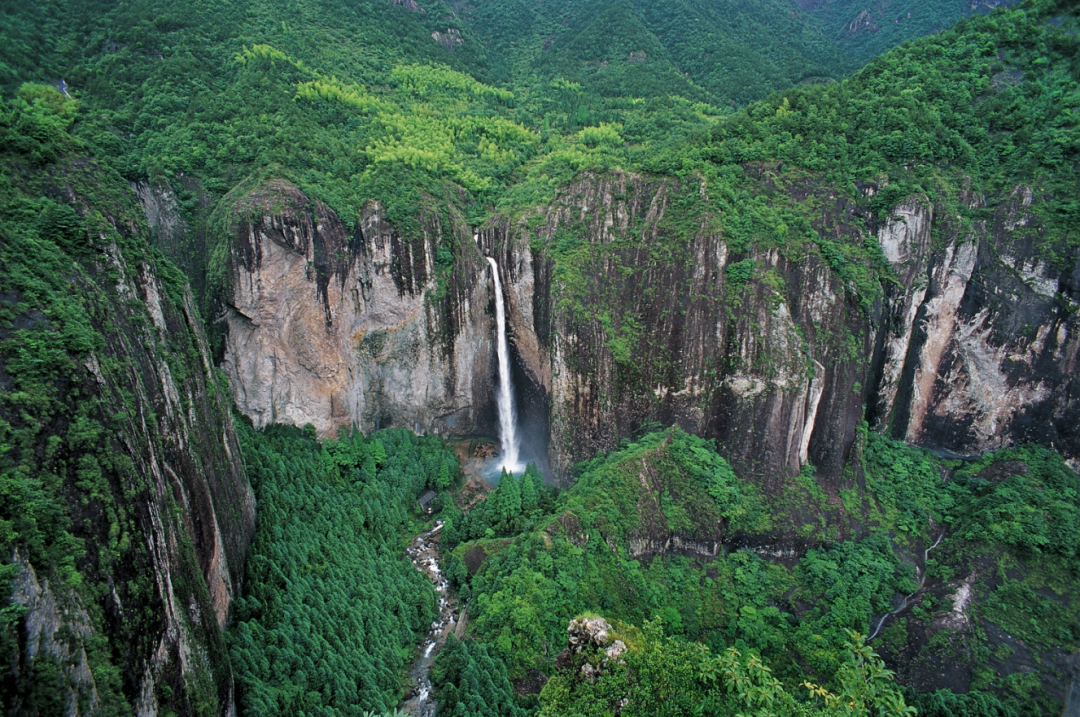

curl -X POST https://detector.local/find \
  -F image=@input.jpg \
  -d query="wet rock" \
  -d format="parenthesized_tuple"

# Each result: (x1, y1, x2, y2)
(401, 521, 458, 717)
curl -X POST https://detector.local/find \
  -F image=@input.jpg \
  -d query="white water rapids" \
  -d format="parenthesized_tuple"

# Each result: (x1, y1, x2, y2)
(401, 521, 458, 717)
(487, 257, 524, 474)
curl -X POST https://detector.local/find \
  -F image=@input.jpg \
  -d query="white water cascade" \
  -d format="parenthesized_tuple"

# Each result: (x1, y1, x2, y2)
(487, 257, 524, 474)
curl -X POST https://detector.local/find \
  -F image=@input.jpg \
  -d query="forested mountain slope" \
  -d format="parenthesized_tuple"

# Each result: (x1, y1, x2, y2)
(0, 0, 1078, 715)
(1, 0, 1013, 119)
(444, 428, 1080, 714)
(461, 0, 855, 104)
(800, 0, 1017, 64)
(0, 85, 255, 714)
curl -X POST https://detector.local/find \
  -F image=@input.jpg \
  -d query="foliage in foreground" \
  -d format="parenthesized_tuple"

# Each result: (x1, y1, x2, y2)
(1, 82, 242, 714)
(540, 620, 913, 717)
(445, 428, 1080, 715)
(431, 633, 526, 717)
(229, 423, 458, 715)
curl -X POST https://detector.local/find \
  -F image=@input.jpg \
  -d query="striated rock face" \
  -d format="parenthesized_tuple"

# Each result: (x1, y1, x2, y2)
(82, 236, 255, 715)
(871, 188, 1080, 468)
(11, 550, 101, 715)
(5, 162, 255, 715)
(481, 171, 1078, 484)
(218, 171, 1078, 488)
(483, 171, 872, 486)
(219, 180, 497, 440)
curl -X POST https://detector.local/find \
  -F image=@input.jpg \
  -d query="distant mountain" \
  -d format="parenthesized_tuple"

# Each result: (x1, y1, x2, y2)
(797, 0, 1020, 63)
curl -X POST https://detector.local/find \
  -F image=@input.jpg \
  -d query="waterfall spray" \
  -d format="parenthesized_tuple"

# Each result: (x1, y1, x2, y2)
(487, 257, 524, 474)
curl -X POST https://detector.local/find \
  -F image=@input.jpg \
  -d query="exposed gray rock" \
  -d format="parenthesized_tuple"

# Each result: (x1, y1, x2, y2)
(566, 616, 613, 652)
(220, 180, 496, 440)
(1064, 650, 1080, 717)
(873, 187, 1080, 468)
(431, 28, 463, 49)
(218, 171, 1079, 490)
(480, 172, 1079, 483)
(483, 171, 867, 486)
(11, 550, 100, 717)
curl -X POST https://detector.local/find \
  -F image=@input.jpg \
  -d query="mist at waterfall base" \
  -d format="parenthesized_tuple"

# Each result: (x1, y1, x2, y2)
(482, 257, 550, 484)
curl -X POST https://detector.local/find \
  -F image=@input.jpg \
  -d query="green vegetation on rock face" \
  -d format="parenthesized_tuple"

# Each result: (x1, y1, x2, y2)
(1, 83, 251, 715)
(3, 0, 1079, 714)
(442, 428, 1080, 714)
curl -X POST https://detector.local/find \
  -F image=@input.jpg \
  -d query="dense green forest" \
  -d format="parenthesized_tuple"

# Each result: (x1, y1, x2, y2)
(441, 428, 1079, 715)
(0, 0, 1038, 252)
(0, 0, 1069, 314)
(229, 423, 459, 715)
(2, 0, 1079, 714)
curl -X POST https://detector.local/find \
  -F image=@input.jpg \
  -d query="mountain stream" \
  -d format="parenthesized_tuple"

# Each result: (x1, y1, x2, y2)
(400, 521, 460, 717)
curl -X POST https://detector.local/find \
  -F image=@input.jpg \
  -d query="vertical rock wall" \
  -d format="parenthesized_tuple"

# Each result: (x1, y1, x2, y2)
(873, 187, 1080, 467)
(219, 180, 497, 440)
(482, 172, 872, 487)
(216, 171, 1079, 491)
(5, 166, 256, 715)
(484, 171, 1079, 485)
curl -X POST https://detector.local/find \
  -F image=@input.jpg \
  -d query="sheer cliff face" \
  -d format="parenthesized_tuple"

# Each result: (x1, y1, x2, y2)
(483, 172, 1078, 484)
(219, 172, 1078, 487)
(4, 162, 255, 715)
(220, 180, 496, 440)
(872, 188, 1080, 465)
(482, 172, 872, 487)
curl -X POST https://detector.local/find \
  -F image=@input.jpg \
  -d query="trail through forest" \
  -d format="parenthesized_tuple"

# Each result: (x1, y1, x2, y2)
(401, 521, 459, 717)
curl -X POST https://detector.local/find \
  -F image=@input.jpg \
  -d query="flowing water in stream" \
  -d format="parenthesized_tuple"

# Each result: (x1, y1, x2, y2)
(401, 521, 460, 717)
(402, 259, 522, 715)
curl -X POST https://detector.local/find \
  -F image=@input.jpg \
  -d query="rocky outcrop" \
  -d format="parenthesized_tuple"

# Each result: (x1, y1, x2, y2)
(473, 171, 1079, 484)
(218, 180, 497, 440)
(431, 28, 464, 49)
(872, 187, 1080, 469)
(557, 616, 627, 683)
(482, 171, 871, 486)
(219, 171, 1078, 490)
(10, 550, 101, 715)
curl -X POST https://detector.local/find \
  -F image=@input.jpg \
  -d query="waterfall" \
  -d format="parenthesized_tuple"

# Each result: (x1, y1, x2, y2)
(487, 257, 524, 474)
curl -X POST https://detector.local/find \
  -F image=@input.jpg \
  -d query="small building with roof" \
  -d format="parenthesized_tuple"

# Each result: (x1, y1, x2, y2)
(417, 490, 438, 514)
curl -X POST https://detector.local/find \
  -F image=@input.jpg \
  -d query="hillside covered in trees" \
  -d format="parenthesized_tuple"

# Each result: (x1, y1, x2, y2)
(1, 0, 1078, 715)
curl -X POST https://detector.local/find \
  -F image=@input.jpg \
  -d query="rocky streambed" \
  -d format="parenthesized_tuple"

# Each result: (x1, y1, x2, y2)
(401, 520, 460, 717)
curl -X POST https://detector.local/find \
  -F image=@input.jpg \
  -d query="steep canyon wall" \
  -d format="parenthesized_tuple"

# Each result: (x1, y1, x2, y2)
(217, 180, 498, 441)
(216, 172, 1079, 488)
(487, 170, 1080, 484)
(4, 161, 256, 715)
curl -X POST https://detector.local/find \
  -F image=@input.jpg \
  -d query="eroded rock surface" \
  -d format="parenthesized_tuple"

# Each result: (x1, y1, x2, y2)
(481, 171, 1079, 483)
(7, 170, 255, 716)
(219, 180, 496, 440)
(218, 172, 1079, 487)
(873, 187, 1080, 468)
(482, 171, 872, 486)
